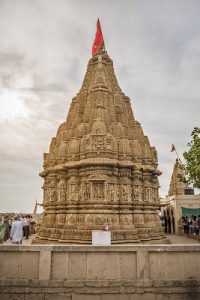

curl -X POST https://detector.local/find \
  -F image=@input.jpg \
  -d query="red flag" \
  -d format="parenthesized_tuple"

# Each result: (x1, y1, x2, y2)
(92, 19, 104, 56)
(171, 144, 175, 152)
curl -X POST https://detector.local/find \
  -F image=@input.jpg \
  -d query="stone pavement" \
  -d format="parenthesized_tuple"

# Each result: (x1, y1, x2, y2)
(3, 234, 35, 245)
(166, 233, 199, 244)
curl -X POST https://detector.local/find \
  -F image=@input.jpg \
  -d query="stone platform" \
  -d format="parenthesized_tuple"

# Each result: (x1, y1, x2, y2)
(1, 244, 200, 299)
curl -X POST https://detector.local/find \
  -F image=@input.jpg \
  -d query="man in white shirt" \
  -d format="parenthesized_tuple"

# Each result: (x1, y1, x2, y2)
(10, 216, 24, 244)
(23, 215, 30, 239)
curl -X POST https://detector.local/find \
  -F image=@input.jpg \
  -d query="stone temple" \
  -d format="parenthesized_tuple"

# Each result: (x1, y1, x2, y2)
(35, 26, 167, 244)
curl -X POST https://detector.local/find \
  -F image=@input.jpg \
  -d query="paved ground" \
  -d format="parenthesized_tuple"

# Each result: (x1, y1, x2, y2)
(166, 234, 199, 244)
(2, 234, 200, 245)
(3, 235, 35, 245)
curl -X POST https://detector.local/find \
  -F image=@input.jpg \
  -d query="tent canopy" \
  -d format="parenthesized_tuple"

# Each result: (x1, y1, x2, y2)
(181, 207, 200, 218)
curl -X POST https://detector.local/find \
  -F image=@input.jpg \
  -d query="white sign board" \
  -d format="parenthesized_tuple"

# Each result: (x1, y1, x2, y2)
(92, 230, 111, 246)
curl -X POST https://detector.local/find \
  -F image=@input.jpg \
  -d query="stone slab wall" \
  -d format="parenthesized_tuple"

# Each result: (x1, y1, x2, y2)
(1, 245, 200, 299)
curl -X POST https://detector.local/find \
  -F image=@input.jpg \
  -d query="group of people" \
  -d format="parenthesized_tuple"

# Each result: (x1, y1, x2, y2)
(181, 215, 200, 235)
(0, 215, 36, 244)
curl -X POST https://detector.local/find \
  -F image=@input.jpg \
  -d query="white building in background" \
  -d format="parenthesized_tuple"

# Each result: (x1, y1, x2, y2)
(160, 159, 200, 234)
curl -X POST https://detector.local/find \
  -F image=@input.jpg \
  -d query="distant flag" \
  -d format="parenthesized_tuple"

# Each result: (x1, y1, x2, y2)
(171, 144, 176, 152)
(92, 18, 104, 56)
(170, 144, 184, 170)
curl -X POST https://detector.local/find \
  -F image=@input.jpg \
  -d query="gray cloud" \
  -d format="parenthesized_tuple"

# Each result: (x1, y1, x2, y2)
(0, 0, 200, 212)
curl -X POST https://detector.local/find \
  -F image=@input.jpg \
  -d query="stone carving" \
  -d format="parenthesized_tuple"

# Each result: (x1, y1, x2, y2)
(143, 187, 152, 202)
(57, 176, 67, 205)
(93, 182, 104, 199)
(133, 186, 142, 202)
(35, 35, 167, 244)
(133, 214, 144, 224)
(79, 181, 90, 201)
(50, 189, 57, 204)
(109, 185, 115, 202)
(119, 214, 132, 225)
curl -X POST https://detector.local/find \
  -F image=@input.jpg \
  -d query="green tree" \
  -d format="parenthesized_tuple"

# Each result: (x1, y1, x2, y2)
(183, 127, 200, 189)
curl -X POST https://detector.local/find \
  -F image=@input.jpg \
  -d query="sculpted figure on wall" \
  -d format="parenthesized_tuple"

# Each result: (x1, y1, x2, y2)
(133, 186, 142, 202)
(110, 185, 115, 202)
(143, 187, 152, 203)
(57, 176, 67, 205)
(56, 214, 65, 228)
(49, 189, 57, 204)
(133, 214, 144, 225)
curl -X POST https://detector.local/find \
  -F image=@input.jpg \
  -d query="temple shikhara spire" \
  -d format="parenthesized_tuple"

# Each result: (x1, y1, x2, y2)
(35, 21, 167, 244)
(168, 159, 187, 196)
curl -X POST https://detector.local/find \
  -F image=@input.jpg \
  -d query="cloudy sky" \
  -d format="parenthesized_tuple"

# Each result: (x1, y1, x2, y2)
(0, 0, 200, 213)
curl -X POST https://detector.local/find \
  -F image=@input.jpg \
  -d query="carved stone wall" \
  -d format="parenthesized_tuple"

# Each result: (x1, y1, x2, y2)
(35, 50, 167, 244)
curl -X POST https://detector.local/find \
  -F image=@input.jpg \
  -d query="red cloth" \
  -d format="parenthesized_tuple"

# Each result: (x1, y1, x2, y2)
(92, 19, 104, 56)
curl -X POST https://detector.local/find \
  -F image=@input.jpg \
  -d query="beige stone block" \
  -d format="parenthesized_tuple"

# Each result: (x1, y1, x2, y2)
(149, 252, 200, 280)
(172, 286, 200, 294)
(64, 280, 85, 288)
(21, 252, 39, 279)
(28, 287, 42, 294)
(101, 295, 130, 300)
(39, 280, 51, 287)
(48, 280, 65, 287)
(29, 279, 40, 286)
(42, 287, 65, 294)
(87, 252, 120, 280)
(144, 287, 171, 294)
(120, 286, 143, 293)
(1, 279, 29, 286)
(74, 287, 120, 294)
(0, 295, 25, 300)
(0, 251, 39, 279)
(25, 295, 45, 300)
(68, 252, 87, 279)
(119, 252, 137, 279)
(72, 295, 100, 300)
(181, 252, 200, 279)
(1, 286, 27, 293)
(137, 250, 149, 280)
(152, 280, 172, 287)
(85, 280, 109, 287)
(39, 250, 51, 280)
(44, 295, 71, 300)
(130, 294, 156, 300)
(162, 296, 187, 300)
(156, 295, 164, 300)
(51, 252, 68, 280)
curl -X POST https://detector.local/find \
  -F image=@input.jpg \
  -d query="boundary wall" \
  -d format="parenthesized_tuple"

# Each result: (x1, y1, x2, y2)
(1, 244, 200, 299)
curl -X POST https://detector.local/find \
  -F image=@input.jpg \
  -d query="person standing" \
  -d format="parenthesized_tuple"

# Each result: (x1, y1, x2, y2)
(3, 215, 11, 241)
(10, 216, 24, 244)
(0, 223, 6, 244)
(20, 215, 26, 237)
(23, 215, 30, 239)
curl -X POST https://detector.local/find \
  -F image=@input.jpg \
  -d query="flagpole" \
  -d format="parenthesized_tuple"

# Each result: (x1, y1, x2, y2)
(174, 148, 183, 166)
(172, 144, 186, 180)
